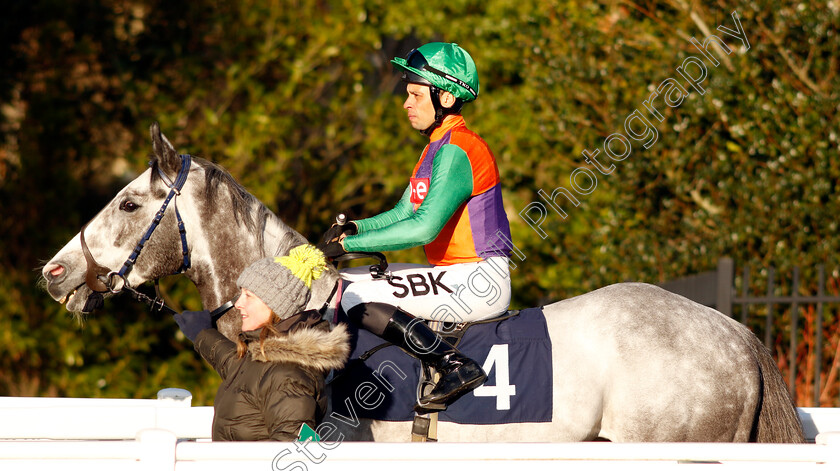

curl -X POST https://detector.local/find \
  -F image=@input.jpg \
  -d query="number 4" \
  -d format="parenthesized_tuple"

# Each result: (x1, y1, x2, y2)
(473, 344, 516, 410)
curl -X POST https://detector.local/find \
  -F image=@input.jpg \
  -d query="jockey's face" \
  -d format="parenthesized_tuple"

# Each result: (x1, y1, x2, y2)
(404, 83, 436, 131)
(235, 288, 272, 332)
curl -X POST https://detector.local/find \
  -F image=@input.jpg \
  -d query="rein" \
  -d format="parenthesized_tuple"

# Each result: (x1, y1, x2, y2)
(79, 155, 193, 313)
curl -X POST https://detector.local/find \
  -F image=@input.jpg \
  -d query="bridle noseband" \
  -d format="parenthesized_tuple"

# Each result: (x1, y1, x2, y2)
(80, 154, 193, 312)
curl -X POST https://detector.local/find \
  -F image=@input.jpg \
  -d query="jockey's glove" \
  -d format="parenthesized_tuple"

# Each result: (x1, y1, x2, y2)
(319, 239, 348, 259)
(173, 310, 214, 342)
(318, 221, 357, 248)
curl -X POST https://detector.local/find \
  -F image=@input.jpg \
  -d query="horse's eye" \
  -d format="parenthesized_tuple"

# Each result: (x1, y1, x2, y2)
(120, 200, 139, 212)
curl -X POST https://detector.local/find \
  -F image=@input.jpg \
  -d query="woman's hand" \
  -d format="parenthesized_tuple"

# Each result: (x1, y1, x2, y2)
(173, 310, 214, 342)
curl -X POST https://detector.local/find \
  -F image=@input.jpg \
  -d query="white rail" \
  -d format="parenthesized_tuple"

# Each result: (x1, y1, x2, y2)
(1, 390, 839, 469)
(799, 407, 840, 442)
(0, 388, 212, 440)
(178, 437, 840, 469)
(0, 431, 838, 470)
(0, 428, 175, 471)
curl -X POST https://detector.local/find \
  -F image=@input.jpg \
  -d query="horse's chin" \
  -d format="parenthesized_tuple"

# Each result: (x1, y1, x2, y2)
(64, 285, 96, 313)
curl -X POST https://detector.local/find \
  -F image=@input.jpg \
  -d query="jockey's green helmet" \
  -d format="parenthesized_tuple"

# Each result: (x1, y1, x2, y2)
(391, 42, 479, 102)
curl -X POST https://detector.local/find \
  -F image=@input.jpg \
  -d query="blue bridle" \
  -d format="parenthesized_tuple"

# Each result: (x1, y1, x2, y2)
(82, 154, 193, 301)
(115, 154, 193, 279)
(110, 154, 193, 288)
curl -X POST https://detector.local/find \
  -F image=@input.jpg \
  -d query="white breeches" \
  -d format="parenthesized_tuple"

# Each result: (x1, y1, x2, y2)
(339, 257, 511, 322)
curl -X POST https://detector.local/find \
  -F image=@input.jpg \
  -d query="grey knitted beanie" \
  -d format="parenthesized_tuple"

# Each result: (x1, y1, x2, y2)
(236, 245, 327, 320)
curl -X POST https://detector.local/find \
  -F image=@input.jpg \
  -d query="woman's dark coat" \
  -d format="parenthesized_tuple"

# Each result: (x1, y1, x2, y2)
(195, 320, 350, 441)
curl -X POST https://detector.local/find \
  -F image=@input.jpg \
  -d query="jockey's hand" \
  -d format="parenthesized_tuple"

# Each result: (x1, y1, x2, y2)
(319, 224, 343, 246)
(173, 310, 214, 342)
(320, 236, 348, 259)
(317, 221, 356, 250)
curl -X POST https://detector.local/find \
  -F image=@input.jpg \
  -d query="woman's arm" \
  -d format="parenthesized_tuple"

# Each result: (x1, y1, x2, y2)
(193, 329, 239, 380)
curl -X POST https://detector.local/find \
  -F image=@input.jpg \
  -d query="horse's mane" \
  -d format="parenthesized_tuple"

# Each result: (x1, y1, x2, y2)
(149, 155, 301, 251)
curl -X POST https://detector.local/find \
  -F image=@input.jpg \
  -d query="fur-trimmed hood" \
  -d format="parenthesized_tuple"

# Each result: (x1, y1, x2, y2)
(243, 322, 350, 372)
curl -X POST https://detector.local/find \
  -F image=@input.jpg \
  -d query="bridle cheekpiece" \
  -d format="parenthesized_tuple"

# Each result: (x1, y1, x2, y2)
(79, 154, 193, 312)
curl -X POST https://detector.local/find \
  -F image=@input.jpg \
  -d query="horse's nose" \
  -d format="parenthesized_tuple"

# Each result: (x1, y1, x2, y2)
(43, 262, 65, 281)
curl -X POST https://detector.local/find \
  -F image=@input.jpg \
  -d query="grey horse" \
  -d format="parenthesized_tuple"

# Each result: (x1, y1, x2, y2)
(42, 124, 804, 443)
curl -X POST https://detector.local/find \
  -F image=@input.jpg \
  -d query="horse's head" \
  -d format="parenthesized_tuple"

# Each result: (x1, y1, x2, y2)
(42, 123, 334, 339)
(42, 123, 201, 313)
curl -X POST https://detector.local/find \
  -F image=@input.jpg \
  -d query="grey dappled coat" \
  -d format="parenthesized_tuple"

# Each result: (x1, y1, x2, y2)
(194, 320, 350, 441)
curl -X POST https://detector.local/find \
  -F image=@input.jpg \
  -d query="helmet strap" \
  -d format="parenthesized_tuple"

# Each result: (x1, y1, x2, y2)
(420, 86, 465, 136)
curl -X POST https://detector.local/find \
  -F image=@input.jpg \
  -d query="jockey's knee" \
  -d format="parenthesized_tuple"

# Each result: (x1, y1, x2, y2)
(346, 302, 396, 336)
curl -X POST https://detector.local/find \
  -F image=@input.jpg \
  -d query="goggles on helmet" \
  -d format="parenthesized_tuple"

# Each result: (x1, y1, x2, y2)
(396, 49, 478, 100)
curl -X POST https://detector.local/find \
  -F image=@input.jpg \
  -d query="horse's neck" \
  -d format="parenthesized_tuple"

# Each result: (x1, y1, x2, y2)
(186, 202, 338, 316)
(260, 216, 341, 313)
(255, 214, 341, 313)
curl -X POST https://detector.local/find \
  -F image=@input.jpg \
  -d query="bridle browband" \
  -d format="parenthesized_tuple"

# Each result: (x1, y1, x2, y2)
(80, 154, 193, 313)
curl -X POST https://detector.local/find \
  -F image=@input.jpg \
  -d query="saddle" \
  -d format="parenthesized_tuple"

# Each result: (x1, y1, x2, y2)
(327, 253, 552, 439)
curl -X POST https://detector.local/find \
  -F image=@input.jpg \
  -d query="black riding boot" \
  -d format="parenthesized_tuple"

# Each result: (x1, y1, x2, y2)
(348, 302, 487, 412)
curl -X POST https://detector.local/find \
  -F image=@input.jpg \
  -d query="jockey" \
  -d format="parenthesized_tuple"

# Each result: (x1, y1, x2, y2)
(319, 42, 513, 413)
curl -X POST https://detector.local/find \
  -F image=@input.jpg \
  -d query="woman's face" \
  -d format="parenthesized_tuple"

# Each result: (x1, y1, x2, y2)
(235, 288, 273, 332)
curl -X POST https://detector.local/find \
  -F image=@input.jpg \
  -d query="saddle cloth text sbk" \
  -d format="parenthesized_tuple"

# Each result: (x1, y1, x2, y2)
(330, 306, 552, 424)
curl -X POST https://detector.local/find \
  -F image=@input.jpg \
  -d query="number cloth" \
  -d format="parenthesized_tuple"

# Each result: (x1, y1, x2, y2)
(329, 306, 552, 424)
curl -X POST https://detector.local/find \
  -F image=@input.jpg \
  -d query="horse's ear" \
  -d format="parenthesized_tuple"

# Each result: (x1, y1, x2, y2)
(149, 122, 180, 175)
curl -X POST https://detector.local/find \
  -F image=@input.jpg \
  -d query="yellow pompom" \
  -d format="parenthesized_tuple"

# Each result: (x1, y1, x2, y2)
(275, 244, 327, 288)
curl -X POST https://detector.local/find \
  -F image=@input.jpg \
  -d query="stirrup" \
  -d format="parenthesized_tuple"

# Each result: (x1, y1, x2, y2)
(414, 399, 447, 414)
(415, 363, 448, 414)
(414, 356, 487, 413)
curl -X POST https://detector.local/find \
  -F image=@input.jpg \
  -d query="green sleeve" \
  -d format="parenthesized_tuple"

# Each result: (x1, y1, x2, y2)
(353, 186, 413, 233)
(343, 144, 473, 252)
